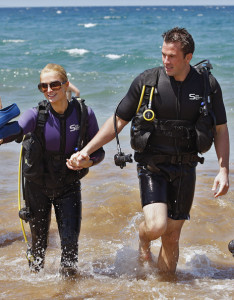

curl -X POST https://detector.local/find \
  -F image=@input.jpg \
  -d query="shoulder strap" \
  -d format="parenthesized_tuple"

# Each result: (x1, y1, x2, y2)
(71, 97, 88, 151)
(35, 100, 50, 146)
(193, 60, 216, 127)
(193, 59, 215, 95)
(136, 67, 161, 114)
(21, 100, 49, 197)
(143, 67, 162, 86)
(193, 60, 213, 108)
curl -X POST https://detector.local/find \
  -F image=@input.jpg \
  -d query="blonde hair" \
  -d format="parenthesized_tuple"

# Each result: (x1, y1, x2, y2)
(40, 63, 68, 82)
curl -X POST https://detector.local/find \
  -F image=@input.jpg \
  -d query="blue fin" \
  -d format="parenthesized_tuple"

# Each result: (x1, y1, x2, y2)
(0, 103, 20, 128)
(0, 121, 21, 139)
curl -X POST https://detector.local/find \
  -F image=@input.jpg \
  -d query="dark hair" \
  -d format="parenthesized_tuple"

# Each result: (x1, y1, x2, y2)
(162, 27, 195, 56)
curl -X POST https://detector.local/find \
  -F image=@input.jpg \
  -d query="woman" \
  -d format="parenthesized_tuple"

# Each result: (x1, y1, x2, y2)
(1, 64, 105, 276)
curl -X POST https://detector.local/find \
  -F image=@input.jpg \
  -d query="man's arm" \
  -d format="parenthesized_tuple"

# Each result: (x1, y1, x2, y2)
(67, 82, 80, 100)
(66, 115, 129, 170)
(212, 123, 229, 197)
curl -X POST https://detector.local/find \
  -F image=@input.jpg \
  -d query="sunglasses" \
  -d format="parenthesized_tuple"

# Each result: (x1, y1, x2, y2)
(38, 80, 67, 93)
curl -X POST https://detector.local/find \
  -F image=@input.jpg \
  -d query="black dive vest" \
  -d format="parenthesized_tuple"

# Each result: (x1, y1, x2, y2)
(130, 61, 216, 164)
(22, 98, 89, 189)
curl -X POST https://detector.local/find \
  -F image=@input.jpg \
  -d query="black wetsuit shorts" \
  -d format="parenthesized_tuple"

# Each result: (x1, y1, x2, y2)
(137, 163, 196, 220)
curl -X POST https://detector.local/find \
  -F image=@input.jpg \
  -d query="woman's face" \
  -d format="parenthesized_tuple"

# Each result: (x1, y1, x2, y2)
(40, 71, 68, 105)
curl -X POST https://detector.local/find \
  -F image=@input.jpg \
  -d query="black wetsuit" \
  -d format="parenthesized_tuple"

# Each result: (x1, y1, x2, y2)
(18, 100, 105, 272)
(25, 180, 82, 271)
(116, 66, 227, 220)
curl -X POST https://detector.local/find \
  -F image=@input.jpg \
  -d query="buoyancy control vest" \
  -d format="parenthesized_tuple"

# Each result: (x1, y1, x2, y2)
(21, 97, 89, 188)
(130, 60, 216, 165)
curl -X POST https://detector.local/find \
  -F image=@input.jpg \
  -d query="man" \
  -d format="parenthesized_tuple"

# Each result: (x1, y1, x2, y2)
(67, 27, 229, 274)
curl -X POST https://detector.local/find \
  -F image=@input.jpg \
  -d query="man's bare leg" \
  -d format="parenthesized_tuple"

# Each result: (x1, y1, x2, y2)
(157, 218, 185, 273)
(139, 203, 168, 263)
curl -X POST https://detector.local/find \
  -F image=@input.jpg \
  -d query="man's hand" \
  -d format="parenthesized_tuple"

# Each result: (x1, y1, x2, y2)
(66, 151, 91, 170)
(212, 169, 229, 198)
(213, 123, 230, 198)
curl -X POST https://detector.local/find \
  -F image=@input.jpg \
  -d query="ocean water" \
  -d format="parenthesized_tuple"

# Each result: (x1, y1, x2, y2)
(0, 6, 233, 300)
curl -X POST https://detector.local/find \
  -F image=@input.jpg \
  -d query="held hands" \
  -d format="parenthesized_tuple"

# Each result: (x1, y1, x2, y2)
(66, 151, 92, 170)
(212, 169, 229, 198)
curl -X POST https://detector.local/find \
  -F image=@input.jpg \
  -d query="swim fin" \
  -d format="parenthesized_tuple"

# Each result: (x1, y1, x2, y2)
(0, 103, 20, 128)
(0, 121, 21, 139)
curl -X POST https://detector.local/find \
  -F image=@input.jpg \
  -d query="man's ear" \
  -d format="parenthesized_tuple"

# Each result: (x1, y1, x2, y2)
(186, 53, 193, 64)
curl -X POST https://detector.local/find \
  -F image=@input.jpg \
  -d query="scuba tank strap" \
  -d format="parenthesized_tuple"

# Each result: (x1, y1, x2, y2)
(199, 65, 211, 116)
(136, 67, 161, 114)
(149, 153, 204, 164)
(71, 97, 90, 178)
(72, 97, 88, 151)
(202, 67, 216, 126)
(139, 153, 204, 173)
(36, 100, 50, 126)
(193, 60, 217, 154)
(21, 101, 50, 188)
(143, 67, 162, 87)
(193, 59, 215, 112)
(35, 100, 50, 146)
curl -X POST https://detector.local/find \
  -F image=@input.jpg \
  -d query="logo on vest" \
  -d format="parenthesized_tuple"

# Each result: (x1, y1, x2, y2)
(189, 94, 203, 101)
(70, 124, 80, 132)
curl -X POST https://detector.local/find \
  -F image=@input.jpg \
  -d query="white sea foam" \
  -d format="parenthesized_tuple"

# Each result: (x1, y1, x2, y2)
(56, 10, 62, 14)
(84, 23, 97, 28)
(64, 48, 89, 56)
(104, 16, 121, 19)
(105, 54, 123, 60)
(217, 197, 228, 207)
(3, 39, 25, 43)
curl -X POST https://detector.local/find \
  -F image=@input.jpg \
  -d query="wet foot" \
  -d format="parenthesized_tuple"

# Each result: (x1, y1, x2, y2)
(138, 241, 153, 264)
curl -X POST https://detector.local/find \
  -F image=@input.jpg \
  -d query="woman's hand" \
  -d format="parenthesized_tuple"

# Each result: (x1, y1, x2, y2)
(66, 151, 92, 170)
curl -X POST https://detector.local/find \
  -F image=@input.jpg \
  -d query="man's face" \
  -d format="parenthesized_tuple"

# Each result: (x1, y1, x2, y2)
(162, 41, 192, 81)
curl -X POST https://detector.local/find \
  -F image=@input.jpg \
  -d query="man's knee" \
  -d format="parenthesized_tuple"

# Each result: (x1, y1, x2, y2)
(144, 218, 167, 239)
(142, 203, 168, 239)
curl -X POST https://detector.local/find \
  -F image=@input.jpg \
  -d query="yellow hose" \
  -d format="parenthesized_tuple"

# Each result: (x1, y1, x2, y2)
(18, 141, 28, 243)
(136, 85, 146, 114)
(149, 86, 155, 107)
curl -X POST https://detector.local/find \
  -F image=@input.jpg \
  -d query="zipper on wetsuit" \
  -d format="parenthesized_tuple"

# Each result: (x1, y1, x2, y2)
(176, 82, 182, 119)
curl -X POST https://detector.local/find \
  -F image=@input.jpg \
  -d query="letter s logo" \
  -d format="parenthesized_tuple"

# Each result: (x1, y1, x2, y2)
(189, 94, 196, 100)
(189, 94, 202, 101)
(70, 124, 79, 132)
